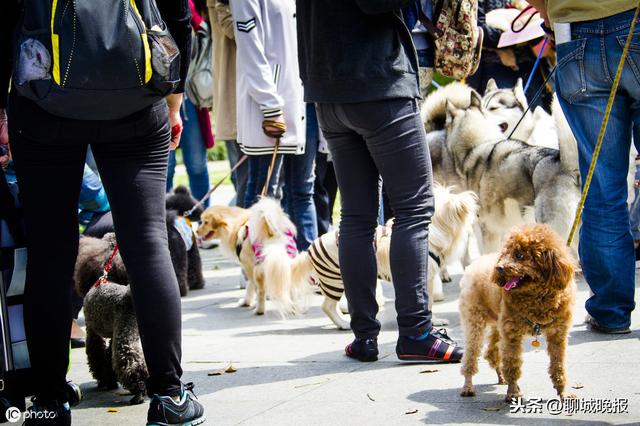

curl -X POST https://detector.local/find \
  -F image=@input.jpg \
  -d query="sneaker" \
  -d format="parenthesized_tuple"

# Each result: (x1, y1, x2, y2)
(396, 328, 463, 362)
(345, 337, 378, 362)
(587, 316, 631, 335)
(146, 382, 206, 426)
(24, 399, 71, 426)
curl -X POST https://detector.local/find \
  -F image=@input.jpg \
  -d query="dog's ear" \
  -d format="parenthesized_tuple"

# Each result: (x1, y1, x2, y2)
(485, 78, 498, 94)
(445, 99, 460, 124)
(513, 78, 528, 108)
(542, 247, 575, 289)
(470, 91, 482, 109)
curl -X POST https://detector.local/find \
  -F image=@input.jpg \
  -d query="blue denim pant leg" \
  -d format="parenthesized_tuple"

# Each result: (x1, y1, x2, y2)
(243, 154, 283, 208)
(555, 9, 639, 329)
(166, 98, 211, 206)
(283, 104, 318, 251)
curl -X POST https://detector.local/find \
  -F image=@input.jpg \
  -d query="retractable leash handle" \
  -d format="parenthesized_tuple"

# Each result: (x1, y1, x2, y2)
(566, 3, 640, 247)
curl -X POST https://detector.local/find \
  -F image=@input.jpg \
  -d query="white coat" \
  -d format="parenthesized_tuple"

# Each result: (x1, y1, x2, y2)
(230, 0, 305, 155)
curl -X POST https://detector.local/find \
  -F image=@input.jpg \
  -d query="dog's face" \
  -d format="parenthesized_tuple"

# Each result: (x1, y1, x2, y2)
(445, 92, 505, 150)
(482, 78, 534, 139)
(166, 185, 204, 221)
(196, 206, 237, 240)
(492, 224, 575, 295)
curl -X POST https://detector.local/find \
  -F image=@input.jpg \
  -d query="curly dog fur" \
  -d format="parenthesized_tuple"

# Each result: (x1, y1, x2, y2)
(75, 234, 148, 404)
(458, 224, 575, 401)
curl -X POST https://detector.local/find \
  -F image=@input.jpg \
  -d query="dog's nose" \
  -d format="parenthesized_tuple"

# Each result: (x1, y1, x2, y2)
(495, 266, 505, 276)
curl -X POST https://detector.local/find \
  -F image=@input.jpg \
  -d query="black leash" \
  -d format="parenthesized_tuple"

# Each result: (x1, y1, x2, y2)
(507, 64, 557, 140)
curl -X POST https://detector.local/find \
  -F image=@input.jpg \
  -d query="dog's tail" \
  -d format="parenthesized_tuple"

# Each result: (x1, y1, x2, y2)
(431, 184, 479, 261)
(291, 251, 315, 288)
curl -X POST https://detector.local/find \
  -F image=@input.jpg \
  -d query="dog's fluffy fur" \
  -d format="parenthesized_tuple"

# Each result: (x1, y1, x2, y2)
(440, 91, 580, 252)
(74, 234, 147, 405)
(197, 198, 309, 317)
(459, 224, 575, 401)
(294, 184, 479, 329)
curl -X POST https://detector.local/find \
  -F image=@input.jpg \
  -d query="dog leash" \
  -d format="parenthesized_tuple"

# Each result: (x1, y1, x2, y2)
(184, 154, 249, 218)
(566, 3, 640, 247)
(507, 63, 556, 140)
(260, 119, 286, 198)
(524, 36, 549, 93)
(94, 244, 120, 287)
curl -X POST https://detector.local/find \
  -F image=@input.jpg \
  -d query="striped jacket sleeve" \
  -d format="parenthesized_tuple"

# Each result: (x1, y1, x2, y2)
(230, 0, 284, 118)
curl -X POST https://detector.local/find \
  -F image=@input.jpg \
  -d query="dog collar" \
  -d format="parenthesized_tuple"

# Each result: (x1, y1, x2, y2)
(524, 317, 550, 347)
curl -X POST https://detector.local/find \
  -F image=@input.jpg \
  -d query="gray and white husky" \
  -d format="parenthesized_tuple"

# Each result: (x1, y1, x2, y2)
(441, 91, 580, 252)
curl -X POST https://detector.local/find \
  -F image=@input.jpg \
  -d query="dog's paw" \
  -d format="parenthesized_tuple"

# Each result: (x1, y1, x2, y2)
(559, 392, 577, 400)
(129, 393, 145, 405)
(238, 298, 251, 307)
(505, 392, 523, 402)
(441, 272, 452, 283)
(460, 387, 476, 397)
(432, 317, 449, 326)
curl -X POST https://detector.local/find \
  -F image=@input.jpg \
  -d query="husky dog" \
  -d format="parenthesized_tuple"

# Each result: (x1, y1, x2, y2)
(444, 91, 580, 252)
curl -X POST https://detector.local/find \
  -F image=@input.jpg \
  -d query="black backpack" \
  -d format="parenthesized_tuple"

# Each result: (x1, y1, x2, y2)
(13, 0, 181, 120)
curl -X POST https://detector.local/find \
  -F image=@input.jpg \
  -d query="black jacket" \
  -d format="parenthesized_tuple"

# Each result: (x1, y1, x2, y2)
(296, 0, 421, 103)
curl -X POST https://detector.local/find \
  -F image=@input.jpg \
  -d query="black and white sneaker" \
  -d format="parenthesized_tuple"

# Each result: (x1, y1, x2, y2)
(146, 382, 206, 426)
(24, 399, 71, 426)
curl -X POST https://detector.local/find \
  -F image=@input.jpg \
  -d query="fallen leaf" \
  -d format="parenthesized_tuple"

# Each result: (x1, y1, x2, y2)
(405, 409, 418, 415)
(419, 369, 439, 374)
(225, 364, 237, 373)
(482, 407, 501, 412)
(367, 393, 375, 402)
(571, 383, 583, 389)
(207, 368, 226, 376)
(107, 408, 119, 413)
(213, 265, 220, 270)
(294, 379, 329, 389)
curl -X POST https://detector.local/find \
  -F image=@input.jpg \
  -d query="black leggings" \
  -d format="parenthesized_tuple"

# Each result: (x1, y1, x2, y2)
(316, 98, 434, 339)
(9, 95, 182, 401)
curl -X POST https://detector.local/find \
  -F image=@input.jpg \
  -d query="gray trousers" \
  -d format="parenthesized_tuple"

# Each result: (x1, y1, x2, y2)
(316, 98, 434, 339)
(225, 140, 249, 207)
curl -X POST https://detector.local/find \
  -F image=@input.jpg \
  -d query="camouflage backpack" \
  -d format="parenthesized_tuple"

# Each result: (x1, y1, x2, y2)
(420, 0, 483, 80)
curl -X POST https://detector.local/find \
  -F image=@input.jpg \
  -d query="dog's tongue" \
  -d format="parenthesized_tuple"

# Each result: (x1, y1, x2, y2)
(504, 277, 521, 291)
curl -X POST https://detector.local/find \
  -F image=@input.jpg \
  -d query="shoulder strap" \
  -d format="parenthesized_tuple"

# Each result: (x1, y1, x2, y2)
(419, 10, 442, 39)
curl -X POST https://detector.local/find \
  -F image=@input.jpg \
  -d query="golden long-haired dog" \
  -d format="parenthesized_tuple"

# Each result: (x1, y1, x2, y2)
(458, 224, 575, 401)
(197, 198, 309, 316)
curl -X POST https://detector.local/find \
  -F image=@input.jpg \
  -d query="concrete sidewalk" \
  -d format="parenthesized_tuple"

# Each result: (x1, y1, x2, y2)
(69, 245, 640, 426)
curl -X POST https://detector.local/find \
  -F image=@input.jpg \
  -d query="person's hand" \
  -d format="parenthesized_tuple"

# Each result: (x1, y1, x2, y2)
(166, 93, 184, 150)
(0, 109, 10, 168)
(262, 114, 287, 138)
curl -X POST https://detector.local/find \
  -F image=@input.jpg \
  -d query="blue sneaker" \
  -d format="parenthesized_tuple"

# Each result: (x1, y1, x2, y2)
(146, 383, 206, 426)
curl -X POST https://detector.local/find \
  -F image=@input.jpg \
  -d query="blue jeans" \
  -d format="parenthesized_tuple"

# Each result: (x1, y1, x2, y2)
(283, 104, 318, 251)
(243, 154, 283, 208)
(166, 98, 210, 206)
(555, 8, 639, 330)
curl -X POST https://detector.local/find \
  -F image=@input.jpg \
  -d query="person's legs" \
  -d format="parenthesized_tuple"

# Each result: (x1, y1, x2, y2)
(283, 104, 318, 250)
(338, 99, 434, 337)
(316, 103, 381, 339)
(243, 154, 283, 208)
(90, 101, 182, 396)
(555, 14, 637, 330)
(9, 102, 87, 403)
(180, 98, 210, 206)
(225, 140, 249, 207)
(166, 150, 177, 193)
(313, 152, 333, 235)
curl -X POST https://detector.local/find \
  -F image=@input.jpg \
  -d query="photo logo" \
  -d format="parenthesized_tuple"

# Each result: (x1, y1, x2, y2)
(5, 407, 21, 423)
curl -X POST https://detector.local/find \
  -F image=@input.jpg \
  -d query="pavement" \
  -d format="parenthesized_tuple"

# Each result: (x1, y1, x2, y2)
(67, 189, 640, 426)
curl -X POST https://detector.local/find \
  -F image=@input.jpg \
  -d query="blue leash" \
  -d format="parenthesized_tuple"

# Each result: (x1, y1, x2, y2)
(524, 36, 548, 93)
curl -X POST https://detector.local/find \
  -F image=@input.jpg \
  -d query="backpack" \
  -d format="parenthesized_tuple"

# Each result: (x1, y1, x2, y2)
(13, 0, 181, 120)
(185, 22, 213, 109)
(420, 0, 483, 80)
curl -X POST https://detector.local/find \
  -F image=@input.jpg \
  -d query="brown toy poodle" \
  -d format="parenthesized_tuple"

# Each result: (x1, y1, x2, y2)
(458, 224, 575, 401)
